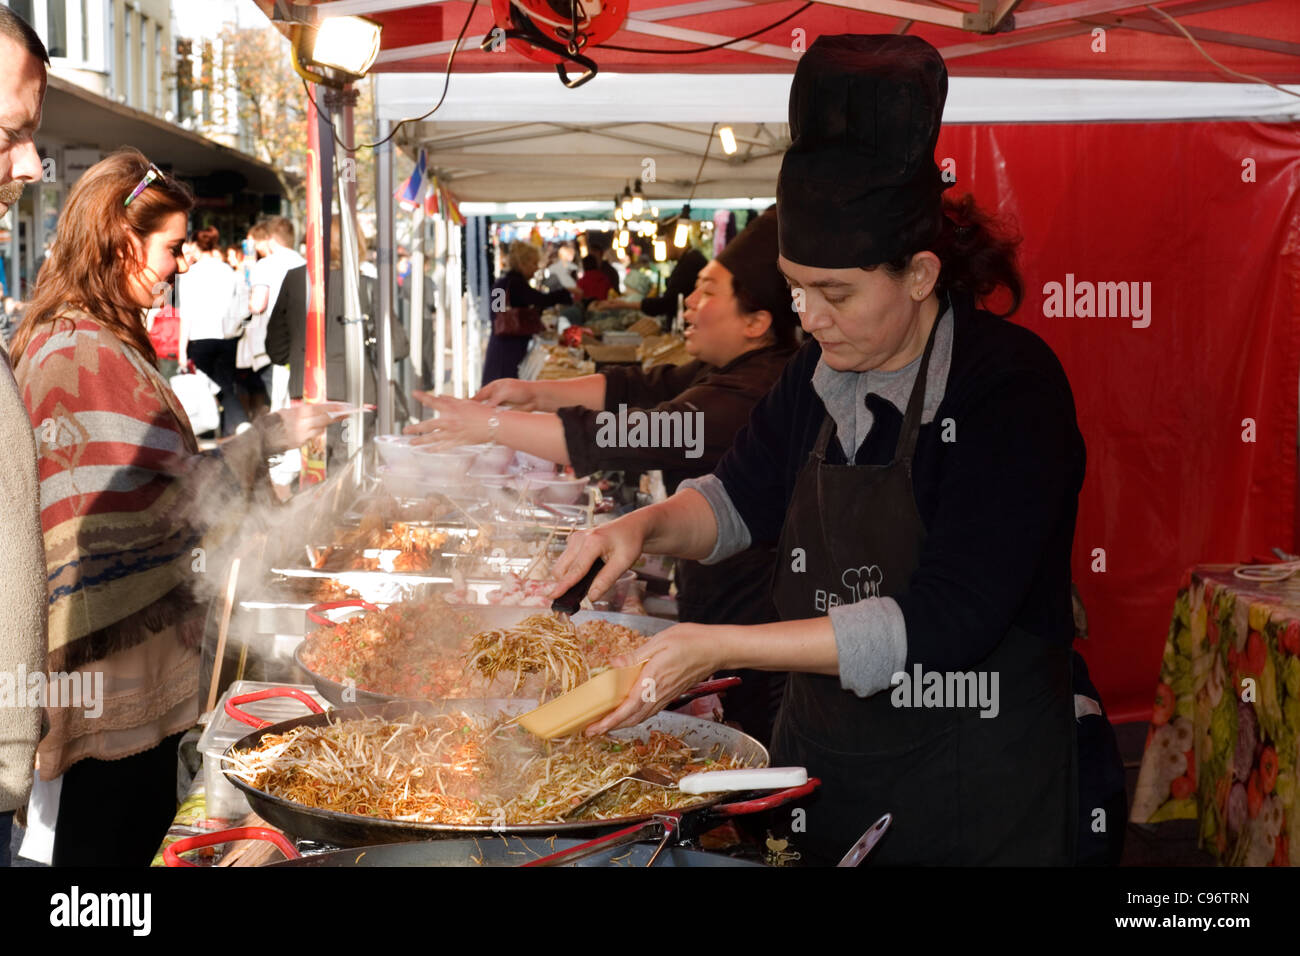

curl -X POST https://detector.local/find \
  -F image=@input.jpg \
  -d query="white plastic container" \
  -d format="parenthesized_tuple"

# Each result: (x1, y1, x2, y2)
(521, 472, 590, 505)
(197, 680, 329, 822)
(410, 446, 478, 482)
(471, 443, 515, 475)
(373, 433, 419, 469)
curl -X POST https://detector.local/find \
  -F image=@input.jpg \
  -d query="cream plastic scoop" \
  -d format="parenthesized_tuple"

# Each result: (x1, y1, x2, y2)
(517, 663, 646, 739)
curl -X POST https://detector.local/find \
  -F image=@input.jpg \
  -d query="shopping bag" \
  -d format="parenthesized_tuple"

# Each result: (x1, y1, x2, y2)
(169, 369, 221, 436)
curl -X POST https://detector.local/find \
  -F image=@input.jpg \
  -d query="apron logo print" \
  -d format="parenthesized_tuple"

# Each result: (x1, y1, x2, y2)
(841, 565, 883, 602)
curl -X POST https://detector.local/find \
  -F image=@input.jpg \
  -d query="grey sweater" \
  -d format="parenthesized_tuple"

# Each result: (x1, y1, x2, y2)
(0, 347, 47, 812)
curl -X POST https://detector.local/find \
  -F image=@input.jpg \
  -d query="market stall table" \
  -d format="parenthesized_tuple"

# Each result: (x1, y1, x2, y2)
(1131, 565, 1300, 866)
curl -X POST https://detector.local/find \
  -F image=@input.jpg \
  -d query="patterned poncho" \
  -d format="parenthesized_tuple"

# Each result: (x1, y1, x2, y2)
(14, 308, 264, 672)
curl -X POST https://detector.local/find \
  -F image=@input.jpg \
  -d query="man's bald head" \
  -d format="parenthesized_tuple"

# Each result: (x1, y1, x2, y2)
(0, 6, 49, 218)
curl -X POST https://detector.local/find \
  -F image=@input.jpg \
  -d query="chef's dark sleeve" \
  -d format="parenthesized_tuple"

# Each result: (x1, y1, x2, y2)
(555, 361, 758, 477)
(894, 362, 1083, 673)
(602, 361, 703, 409)
(709, 343, 818, 544)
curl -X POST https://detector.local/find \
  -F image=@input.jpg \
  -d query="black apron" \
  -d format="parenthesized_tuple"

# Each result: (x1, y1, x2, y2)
(770, 315, 1076, 865)
(676, 551, 786, 747)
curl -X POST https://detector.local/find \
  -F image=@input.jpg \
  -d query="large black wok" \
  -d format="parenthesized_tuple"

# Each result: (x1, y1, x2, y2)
(220, 689, 769, 847)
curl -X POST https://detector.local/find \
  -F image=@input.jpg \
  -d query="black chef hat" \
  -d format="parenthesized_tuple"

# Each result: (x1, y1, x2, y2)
(716, 206, 796, 342)
(778, 34, 949, 269)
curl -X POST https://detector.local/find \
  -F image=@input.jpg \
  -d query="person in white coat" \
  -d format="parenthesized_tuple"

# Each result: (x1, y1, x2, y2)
(177, 225, 246, 435)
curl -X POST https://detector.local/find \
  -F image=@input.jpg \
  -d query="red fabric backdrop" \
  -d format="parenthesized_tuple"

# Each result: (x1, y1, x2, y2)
(934, 120, 1300, 721)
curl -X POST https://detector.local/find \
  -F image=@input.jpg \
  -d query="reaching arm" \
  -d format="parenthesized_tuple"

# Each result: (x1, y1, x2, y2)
(473, 374, 606, 413)
(548, 487, 720, 603)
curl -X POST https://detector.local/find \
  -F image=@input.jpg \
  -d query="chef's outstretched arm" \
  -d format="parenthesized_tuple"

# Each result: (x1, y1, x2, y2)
(473, 375, 606, 413)
(407, 392, 571, 465)
(584, 617, 839, 735)
(549, 486, 721, 602)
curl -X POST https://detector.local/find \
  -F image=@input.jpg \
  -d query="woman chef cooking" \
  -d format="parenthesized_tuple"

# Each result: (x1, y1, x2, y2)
(552, 34, 1088, 865)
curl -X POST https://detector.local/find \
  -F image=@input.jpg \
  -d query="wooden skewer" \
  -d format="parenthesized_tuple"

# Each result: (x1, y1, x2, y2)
(522, 526, 557, 581)
(206, 556, 241, 713)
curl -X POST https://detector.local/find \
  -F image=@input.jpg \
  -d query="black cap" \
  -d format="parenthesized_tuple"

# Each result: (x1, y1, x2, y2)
(778, 34, 949, 269)
(716, 207, 795, 341)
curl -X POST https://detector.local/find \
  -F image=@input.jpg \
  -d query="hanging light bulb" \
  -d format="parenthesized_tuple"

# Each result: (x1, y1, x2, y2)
(718, 126, 737, 155)
(620, 183, 633, 220)
(619, 229, 630, 247)
(632, 181, 644, 217)
(672, 203, 692, 248)
(653, 239, 667, 262)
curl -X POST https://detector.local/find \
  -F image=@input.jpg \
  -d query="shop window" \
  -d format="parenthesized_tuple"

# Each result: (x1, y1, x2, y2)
(9, 1, 34, 29)
(46, 0, 67, 58)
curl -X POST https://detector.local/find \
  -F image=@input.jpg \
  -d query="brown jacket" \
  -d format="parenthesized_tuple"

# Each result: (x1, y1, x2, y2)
(557, 344, 795, 492)
(556, 343, 796, 628)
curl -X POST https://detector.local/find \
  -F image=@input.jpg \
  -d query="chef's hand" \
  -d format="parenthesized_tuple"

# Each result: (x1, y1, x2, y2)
(472, 379, 538, 410)
(405, 391, 494, 447)
(260, 403, 335, 454)
(549, 513, 647, 606)
(585, 624, 726, 735)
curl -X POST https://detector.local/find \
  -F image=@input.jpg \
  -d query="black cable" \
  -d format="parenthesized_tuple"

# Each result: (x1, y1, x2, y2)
(687, 122, 716, 205)
(600, 1, 813, 54)
(301, 0, 482, 153)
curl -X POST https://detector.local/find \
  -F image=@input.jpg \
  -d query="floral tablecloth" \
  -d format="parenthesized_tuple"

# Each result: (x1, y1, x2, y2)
(1131, 565, 1300, 865)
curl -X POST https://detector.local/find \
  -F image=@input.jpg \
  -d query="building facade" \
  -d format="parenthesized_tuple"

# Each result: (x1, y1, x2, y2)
(0, 0, 284, 301)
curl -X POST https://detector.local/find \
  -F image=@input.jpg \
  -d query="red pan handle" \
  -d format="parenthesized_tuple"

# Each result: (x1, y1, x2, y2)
(715, 778, 821, 816)
(163, 827, 300, 867)
(671, 676, 741, 705)
(224, 686, 325, 729)
(520, 819, 665, 868)
(307, 599, 380, 627)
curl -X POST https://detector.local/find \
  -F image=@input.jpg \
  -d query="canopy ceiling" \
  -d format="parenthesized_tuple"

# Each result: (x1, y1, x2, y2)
(255, 1, 1299, 201)
(258, 0, 1300, 82)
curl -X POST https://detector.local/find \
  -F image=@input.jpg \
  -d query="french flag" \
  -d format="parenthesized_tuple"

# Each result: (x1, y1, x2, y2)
(395, 148, 427, 208)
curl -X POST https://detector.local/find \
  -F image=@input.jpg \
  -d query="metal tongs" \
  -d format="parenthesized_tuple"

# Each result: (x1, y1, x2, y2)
(550, 556, 605, 621)
(524, 778, 821, 867)
(836, 813, 893, 866)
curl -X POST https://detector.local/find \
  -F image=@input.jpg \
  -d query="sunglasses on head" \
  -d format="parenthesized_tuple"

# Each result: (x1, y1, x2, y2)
(124, 163, 164, 208)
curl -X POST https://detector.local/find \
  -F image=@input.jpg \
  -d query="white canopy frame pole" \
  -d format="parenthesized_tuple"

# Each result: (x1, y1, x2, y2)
(409, 203, 426, 407)
(433, 213, 448, 399)
(449, 221, 465, 398)
(375, 116, 396, 436)
(325, 87, 365, 460)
